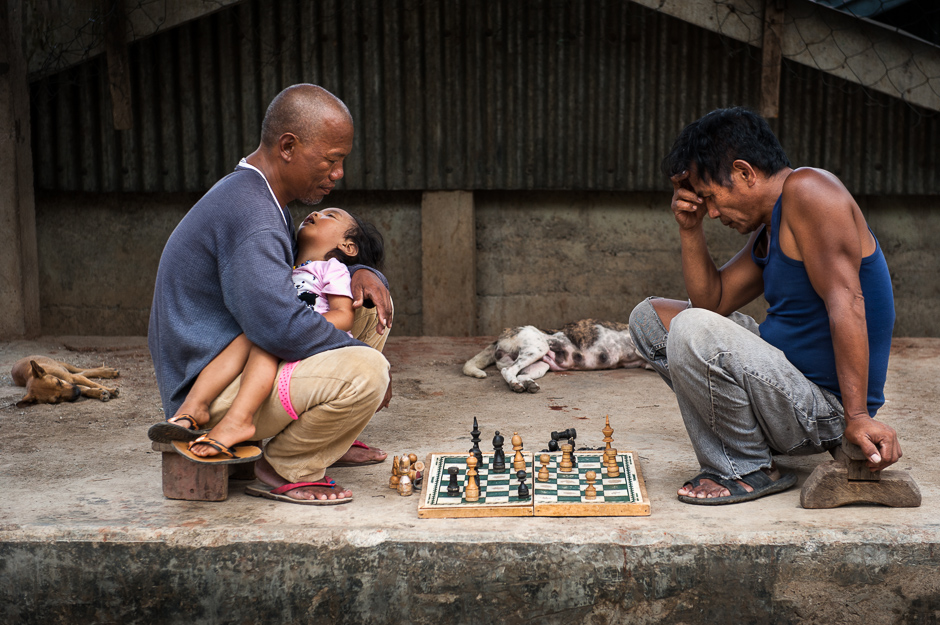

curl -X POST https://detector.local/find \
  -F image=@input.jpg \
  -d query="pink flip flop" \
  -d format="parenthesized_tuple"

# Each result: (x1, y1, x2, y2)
(245, 477, 353, 505)
(328, 440, 388, 468)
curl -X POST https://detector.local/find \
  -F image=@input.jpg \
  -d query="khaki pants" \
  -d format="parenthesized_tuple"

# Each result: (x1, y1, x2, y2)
(207, 305, 391, 483)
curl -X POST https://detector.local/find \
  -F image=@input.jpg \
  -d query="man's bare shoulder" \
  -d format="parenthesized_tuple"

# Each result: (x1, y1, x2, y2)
(781, 167, 854, 220)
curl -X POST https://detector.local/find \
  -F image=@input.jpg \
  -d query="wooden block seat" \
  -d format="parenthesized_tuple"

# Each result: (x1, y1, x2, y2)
(152, 441, 257, 502)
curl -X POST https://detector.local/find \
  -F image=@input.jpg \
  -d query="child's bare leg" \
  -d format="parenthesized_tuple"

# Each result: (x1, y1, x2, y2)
(172, 334, 252, 427)
(190, 345, 278, 457)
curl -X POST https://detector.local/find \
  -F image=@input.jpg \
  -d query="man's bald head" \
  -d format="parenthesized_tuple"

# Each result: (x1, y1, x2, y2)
(260, 84, 353, 148)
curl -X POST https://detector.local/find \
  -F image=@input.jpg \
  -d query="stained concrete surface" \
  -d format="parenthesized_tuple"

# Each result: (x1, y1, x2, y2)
(0, 336, 938, 624)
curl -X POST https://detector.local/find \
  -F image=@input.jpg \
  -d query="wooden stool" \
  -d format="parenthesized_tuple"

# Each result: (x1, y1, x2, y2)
(152, 442, 258, 502)
(800, 439, 921, 509)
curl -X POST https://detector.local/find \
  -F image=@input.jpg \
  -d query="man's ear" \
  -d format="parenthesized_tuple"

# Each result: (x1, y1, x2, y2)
(278, 133, 299, 161)
(732, 159, 758, 187)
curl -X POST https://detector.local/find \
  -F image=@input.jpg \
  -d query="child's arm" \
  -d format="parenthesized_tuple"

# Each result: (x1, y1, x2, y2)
(322, 294, 355, 332)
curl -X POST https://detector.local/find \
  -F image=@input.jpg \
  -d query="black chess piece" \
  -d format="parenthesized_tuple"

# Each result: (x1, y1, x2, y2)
(547, 439, 559, 452)
(469, 417, 483, 467)
(516, 469, 530, 499)
(551, 428, 577, 443)
(447, 466, 460, 496)
(568, 438, 578, 469)
(492, 431, 506, 472)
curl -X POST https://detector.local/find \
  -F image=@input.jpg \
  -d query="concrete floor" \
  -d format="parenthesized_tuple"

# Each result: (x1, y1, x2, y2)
(1, 335, 938, 624)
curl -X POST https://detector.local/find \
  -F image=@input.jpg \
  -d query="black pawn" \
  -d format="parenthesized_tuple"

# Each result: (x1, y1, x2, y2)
(447, 466, 460, 496)
(469, 417, 483, 467)
(548, 439, 560, 452)
(492, 431, 506, 472)
(568, 438, 578, 469)
(516, 469, 530, 499)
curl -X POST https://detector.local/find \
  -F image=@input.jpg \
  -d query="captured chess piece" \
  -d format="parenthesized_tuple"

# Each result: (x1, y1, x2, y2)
(447, 466, 460, 497)
(389, 455, 401, 489)
(492, 431, 506, 473)
(800, 439, 921, 509)
(538, 454, 551, 482)
(465, 454, 480, 502)
(512, 432, 526, 471)
(398, 473, 413, 496)
(409, 460, 425, 486)
(584, 470, 597, 500)
(551, 428, 577, 445)
(397, 455, 413, 496)
(516, 469, 530, 500)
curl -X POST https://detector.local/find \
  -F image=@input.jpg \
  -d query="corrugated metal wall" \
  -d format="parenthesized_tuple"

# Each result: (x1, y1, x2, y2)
(30, 0, 940, 194)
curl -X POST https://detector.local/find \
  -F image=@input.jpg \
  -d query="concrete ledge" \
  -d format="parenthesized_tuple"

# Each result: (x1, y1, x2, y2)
(2, 531, 939, 623)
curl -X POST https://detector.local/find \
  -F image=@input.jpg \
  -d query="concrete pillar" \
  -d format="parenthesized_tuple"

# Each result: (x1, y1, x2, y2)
(0, 0, 41, 338)
(421, 191, 476, 336)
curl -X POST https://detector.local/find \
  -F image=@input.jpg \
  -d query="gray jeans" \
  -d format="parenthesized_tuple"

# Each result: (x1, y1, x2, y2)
(629, 297, 845, 480)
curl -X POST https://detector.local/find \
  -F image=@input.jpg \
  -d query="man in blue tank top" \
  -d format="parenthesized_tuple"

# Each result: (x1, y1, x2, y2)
(629, 107, 902, 505)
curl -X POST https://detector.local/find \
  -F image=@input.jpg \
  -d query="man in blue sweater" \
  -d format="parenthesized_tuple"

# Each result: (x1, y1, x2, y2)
(629, 107, 903, 505)
(149, 84, 392, 504)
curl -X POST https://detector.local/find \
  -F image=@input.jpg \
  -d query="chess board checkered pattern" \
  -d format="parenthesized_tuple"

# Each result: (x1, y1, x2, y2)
(418, 451, 650, 518)
(424, 452, 533, 507)
(533, 452, 641, 504)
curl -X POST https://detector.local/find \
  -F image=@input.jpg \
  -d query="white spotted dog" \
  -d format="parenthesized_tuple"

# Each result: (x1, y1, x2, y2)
(462, 319, 651, 393)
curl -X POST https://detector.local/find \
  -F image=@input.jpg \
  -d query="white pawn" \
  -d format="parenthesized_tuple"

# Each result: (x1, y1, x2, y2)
(398, 473, 413, 496)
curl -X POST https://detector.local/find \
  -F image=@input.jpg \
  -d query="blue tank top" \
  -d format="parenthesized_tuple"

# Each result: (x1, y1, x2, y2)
(752, 196, 895, 416)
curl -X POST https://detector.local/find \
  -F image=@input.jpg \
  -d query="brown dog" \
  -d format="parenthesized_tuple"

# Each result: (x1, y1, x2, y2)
(11, 355, 120, 407)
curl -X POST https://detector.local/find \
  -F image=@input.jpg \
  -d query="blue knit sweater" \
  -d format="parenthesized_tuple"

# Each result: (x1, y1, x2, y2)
(148, 164, 387, 418)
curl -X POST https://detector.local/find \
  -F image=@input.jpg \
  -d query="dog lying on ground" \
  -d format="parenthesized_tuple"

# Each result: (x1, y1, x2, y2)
(462, 319, 651, 393)
(11, 355, 120, 407)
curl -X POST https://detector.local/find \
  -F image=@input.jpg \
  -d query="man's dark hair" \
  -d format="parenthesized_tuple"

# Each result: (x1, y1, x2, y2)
(661, 107, 790, 185)
(326, 213, 385, 270)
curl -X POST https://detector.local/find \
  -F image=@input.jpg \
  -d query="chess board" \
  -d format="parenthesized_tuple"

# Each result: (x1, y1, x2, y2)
(417, 451, 650, 518)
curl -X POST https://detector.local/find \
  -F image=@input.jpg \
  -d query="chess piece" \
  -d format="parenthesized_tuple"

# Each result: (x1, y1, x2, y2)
(602, 415, 614, 451)
(447, 466, 460, 496)
(492, 431, 506, 472)
(538, 454, 551, 482)
(584, 470, 597, 500)
(516, 469, 530, 499)
(568, 438, 578, 469)
(469, 418, 483, 467)
(547, 439, 560, 452)
(408, 453, 418, 465)
(465, 454, 480, 502)
(398, 473, 413, 496)
(559, 443, 574, 473)
(606, 448, 620, 477)
(410, 460, 425, 486)
(551, 428, 577, 444)
(389, 455, 401, 489)
(512, 432, 526, 471)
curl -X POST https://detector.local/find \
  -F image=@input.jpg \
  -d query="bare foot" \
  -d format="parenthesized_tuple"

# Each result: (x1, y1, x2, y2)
(254, 456, 352, 501)
(169, 403, 210, 429)
(329, 442, 388, 467)
(677, 465, 782, 499)
(190, 415, 256, 458)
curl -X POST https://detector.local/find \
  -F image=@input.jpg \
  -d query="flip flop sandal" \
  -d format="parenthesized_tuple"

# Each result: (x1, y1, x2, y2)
(678, 470, 798, 505)
(245, 477, 353, 505)
(328, 440, 388, 468)
(171, 435, 262, 465)
(148, 414, 207, 443)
